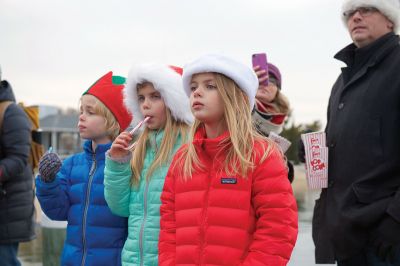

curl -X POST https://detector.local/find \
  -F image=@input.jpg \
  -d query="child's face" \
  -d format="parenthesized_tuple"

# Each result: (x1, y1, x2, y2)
(78, 95, 110, 143)
(189, 73, 225, 124)
(256, 80, 278, 104)
(137, 83, 167, 130)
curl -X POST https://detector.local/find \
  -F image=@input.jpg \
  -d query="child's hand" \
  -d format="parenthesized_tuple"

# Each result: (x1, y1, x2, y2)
(109, 132, 134, 159)
(38, 149, 62, 183)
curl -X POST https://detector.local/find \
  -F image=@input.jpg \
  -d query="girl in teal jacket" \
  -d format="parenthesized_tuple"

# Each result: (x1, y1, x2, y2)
(104, 64, 192, 266)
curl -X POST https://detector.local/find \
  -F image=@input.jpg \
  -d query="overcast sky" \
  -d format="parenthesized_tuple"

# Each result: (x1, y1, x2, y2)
(0, 0, 352, 126)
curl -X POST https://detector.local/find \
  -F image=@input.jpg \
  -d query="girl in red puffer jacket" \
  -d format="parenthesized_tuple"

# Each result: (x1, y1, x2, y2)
(158, 54, 298, 266)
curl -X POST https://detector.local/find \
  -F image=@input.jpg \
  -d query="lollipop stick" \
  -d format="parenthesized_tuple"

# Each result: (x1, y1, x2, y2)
(124, 117, 150, 151)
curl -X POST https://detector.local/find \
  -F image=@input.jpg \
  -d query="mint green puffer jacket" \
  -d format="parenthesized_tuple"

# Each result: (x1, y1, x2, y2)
(104, 130, 183, 266)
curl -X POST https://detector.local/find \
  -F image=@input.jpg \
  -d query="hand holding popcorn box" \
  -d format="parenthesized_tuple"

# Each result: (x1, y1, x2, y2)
(301, 132, 328, 189)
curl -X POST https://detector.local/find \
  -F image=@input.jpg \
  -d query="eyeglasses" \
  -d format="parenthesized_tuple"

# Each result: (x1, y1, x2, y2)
(343, 6, 379, 20)
(268, 76, 278, 86)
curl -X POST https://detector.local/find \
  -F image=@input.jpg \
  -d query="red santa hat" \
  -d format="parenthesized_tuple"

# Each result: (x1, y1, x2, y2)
(123, 63, 193, 127)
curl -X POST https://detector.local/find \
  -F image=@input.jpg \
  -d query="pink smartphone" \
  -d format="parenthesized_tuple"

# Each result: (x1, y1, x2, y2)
(252, 53, 269, 86)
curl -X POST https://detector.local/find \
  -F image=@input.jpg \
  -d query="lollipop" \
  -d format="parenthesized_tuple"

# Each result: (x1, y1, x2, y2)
(124, 117, 150, 151)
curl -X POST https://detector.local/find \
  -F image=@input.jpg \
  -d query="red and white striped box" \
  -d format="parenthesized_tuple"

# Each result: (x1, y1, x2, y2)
(301, 132, 328, 189)
(301, 131, 326, 150)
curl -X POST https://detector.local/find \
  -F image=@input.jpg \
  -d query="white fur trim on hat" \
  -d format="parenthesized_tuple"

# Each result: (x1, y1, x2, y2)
(341, 0, 400, 32)
(123, 63, 193, 128)
(182, 54, 259, 108)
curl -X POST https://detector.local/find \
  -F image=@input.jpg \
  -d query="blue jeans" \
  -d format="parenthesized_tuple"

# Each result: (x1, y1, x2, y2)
(0, 243, 21, 266)
(337, 246, 400, 266)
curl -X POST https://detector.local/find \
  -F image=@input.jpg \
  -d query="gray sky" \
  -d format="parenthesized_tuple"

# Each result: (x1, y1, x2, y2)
(0, 0, 352, 126)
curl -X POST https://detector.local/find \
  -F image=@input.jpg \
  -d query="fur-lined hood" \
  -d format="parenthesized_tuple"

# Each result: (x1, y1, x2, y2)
(123, 63, 193, 127)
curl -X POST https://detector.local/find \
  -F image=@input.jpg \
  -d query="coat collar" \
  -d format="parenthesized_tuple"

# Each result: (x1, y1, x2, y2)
(335, 32, 396, 67)
(192, 125, 230, 159)
(83, 140, 111, 161)
(335, 33, 399, 91)
(147, 129, 164, 152)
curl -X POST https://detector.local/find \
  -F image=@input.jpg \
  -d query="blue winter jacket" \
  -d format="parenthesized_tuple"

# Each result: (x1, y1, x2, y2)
(36, 140, 128, 266)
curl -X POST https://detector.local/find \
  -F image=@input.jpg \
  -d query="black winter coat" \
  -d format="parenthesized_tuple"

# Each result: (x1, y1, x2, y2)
(313, 33, 400, 263)
(0, 80, 36, 244)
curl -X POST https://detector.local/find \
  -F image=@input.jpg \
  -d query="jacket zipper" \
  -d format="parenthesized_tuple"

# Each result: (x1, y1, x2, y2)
(81, 153, 97, 266)
(199, 160, 213, 265)
(139, 132, 159, 266)
(139, 179, 150, 266)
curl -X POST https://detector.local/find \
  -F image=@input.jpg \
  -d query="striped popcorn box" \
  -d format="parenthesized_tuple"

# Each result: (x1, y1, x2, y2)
(268, 131, 292, 153)
(301, 132, 328, 189)
(301, 131, 326, 150)
(305, 147, 328, 189)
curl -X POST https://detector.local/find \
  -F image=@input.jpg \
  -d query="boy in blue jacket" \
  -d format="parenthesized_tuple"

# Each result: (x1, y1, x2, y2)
(36, 72, 132, 266)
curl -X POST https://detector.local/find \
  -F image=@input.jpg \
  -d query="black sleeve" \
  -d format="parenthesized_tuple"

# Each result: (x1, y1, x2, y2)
(0, 104, 31, 182)
(287, 160, 294, 183)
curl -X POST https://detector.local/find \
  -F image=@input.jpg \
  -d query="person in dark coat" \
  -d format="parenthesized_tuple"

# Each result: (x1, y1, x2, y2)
(312, 1, 400, 265)
(0, 67, 36, 266)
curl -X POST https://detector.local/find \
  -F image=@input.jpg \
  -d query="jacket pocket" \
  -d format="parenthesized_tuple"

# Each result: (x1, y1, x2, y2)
(350, 184, 395, 227)
(352, 183, 396, 204)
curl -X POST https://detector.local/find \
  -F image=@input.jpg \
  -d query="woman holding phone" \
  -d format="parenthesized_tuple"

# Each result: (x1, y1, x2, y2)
(252, 56, 293, 182)
(252, 60, 290, 135)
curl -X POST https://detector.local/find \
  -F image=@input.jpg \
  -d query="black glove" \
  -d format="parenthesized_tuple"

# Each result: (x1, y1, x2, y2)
(370, 215, 400, 263)
(298, 129, 314, 163)
(38, 151, 62, 183)
(297, 137, 306, 163)
(287, 160, 294, 183)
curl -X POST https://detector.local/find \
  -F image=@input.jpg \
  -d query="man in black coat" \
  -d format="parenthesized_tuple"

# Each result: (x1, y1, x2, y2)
(0, 67, 36, 266)
(312, 0, 400, 265)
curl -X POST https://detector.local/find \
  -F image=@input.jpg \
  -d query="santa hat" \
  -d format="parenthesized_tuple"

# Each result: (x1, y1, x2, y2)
(123, 63, 193, 127)
(83, 71, 132, 132)
(182, 54, 259, 108)
(342, 0, 400, 32)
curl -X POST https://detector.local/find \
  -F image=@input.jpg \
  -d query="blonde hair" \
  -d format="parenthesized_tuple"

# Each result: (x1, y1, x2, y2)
(80, 94, 121, 140)
(130, 100, 190, 186)
(271, 90, 290, 115)
(176, 73, 272, 180)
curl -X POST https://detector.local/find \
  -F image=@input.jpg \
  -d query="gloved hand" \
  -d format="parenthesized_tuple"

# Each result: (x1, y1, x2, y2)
(298, 129, 314, 163)
(370, 215, 400, 263)
(297, 137, 306, 163)
(38, 151, 62, 183)
(287, 160, 294, 183)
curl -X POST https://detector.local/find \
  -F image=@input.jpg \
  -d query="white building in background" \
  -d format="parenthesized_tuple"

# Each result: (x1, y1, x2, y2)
(39, 105, 82, 158)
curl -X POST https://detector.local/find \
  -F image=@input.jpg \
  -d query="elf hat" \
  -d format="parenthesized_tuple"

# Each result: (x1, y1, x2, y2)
(83, 71, 132, 132)
(182, 54, 259, 108)
(123, 63, 193, 127)
(341, 0, 400, 32)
